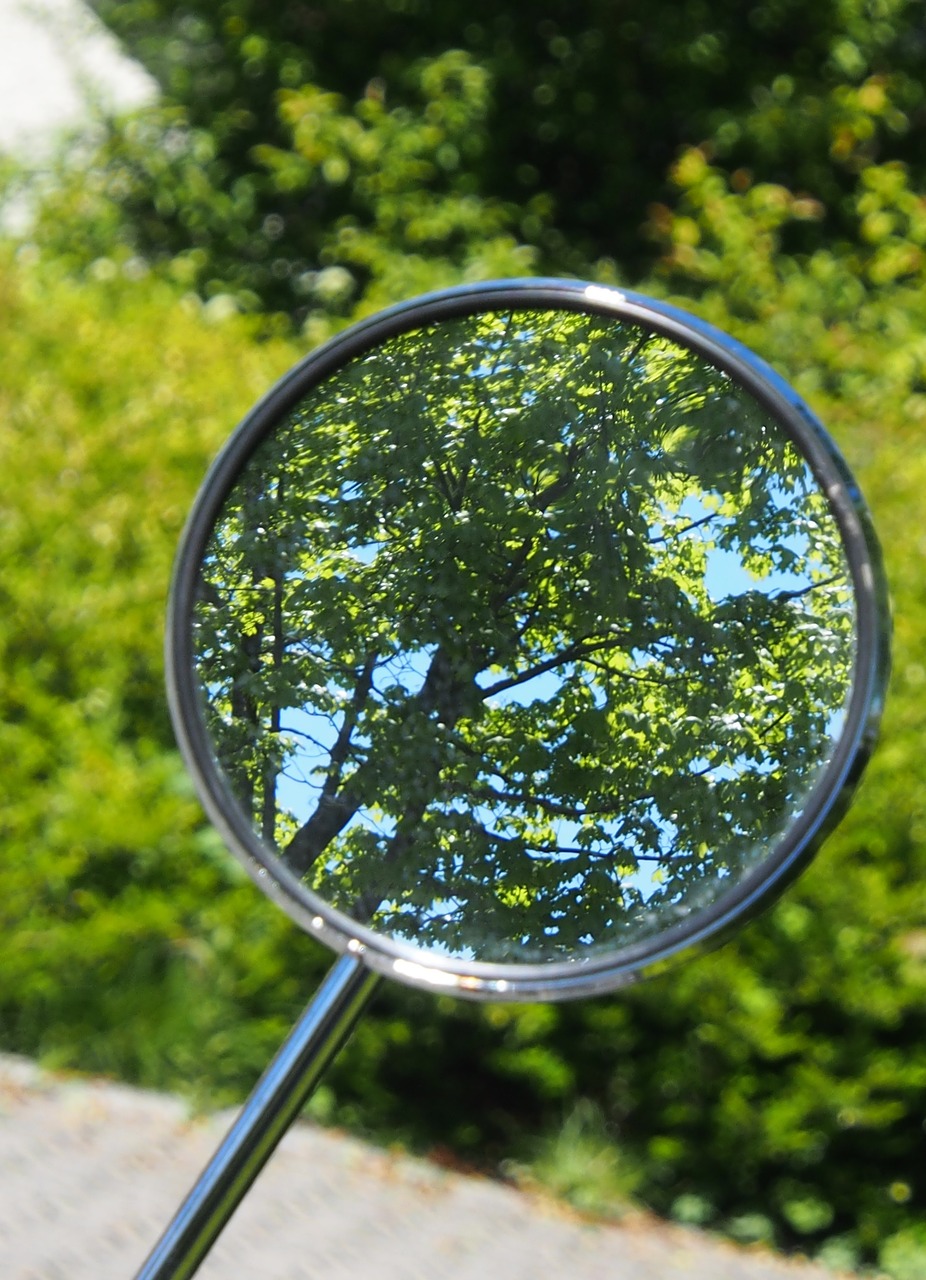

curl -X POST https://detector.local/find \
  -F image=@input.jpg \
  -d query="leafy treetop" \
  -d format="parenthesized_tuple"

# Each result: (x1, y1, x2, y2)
(194, 306, 854, 964)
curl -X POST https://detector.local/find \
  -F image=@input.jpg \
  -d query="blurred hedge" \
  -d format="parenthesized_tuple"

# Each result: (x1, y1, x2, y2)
(2, 212, 925, 1270)
(2, 7, 926, 1273)
(79, 0, 926, 316)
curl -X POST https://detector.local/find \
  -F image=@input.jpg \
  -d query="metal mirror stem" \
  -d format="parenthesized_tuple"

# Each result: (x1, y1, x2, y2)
(149, 278, 889, 1280)
(133, 954, 380, 1280)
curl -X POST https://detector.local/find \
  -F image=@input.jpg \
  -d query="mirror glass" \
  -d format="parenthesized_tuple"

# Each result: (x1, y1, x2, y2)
(191, 308, 855, 965)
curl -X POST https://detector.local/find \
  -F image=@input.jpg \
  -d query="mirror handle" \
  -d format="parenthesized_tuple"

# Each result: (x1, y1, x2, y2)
(133, 952, 380, 1280)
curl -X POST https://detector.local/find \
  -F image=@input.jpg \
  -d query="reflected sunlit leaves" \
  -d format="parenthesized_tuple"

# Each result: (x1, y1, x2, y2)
(192, 309, 855, 964)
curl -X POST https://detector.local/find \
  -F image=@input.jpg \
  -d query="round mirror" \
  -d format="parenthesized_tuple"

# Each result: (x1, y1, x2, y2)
(167, 280, 888, 1001)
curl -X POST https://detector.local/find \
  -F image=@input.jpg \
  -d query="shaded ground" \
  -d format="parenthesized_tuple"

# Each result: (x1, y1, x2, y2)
(0, 1055, 852, 1280)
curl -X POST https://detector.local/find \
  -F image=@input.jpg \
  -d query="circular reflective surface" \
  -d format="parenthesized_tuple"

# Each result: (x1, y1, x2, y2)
(168, 282, 888, 997)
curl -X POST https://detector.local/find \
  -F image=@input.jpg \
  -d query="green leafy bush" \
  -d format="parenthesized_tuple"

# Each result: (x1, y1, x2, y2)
(0, 252, 320, 1099)
(83, 0, 926, 290)
(3, 6, 926, 1271)
(25, 50, 540, 331)
(3, 216, 925, 1270)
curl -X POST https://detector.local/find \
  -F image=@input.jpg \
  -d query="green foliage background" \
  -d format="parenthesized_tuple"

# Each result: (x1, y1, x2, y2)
(2, 3, 926, 1274)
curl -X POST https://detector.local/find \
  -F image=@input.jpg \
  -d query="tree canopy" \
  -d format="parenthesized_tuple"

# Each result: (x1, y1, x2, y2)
(194, 307, 853, 962)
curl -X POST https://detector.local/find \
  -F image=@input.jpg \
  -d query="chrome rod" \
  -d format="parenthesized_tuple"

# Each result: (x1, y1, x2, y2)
(133, 951, 381, 1280)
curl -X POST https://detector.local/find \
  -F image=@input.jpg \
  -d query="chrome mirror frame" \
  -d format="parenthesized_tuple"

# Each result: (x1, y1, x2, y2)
(166, 278, 890, 1004)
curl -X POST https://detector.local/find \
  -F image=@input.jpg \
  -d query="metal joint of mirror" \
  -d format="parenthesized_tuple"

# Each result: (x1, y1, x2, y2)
(141, 279, 890, 1279)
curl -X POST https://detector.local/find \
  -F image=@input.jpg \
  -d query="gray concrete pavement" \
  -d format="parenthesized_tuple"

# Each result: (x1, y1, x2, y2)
(0, 1054, 850, 1280)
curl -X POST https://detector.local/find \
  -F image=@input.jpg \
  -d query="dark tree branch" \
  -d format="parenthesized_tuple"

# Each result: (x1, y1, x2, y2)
(321, 651, 378, 798)
(479, 631, 634, 699)
(468, 783, 624, 820)
(648, 511, 717, 544)
(284, 642, 478, 875)
(772, 573, 841, 603)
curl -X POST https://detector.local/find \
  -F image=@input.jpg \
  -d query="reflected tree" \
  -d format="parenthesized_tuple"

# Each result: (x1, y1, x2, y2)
(193, 309, 854, 962)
